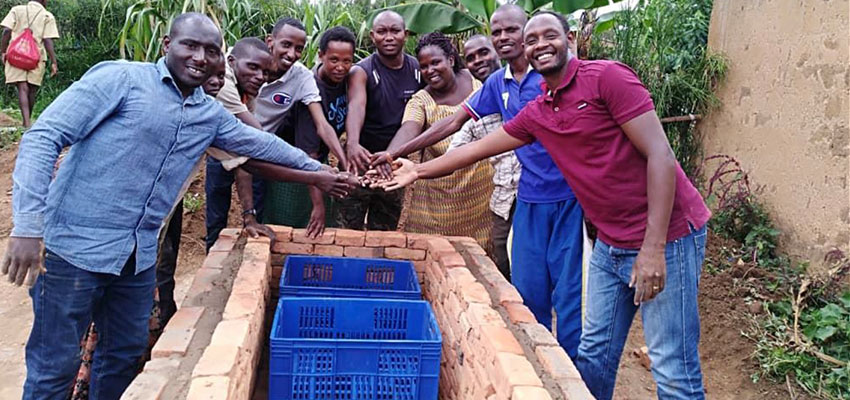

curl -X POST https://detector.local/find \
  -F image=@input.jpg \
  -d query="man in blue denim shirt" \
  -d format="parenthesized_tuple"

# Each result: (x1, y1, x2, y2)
(1, 13, 323, 399)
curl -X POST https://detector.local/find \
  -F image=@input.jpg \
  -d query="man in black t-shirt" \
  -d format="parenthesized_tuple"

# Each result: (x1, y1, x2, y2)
(341, 11, 422, 230)
(276, 26, 355, 237)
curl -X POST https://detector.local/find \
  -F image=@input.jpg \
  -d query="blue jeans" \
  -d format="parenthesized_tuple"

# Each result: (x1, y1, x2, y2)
(511, 198, 584, 358)
(24, 249, 155, 400)
(204, 158, 265, 251)
(576, 224, 707, 400)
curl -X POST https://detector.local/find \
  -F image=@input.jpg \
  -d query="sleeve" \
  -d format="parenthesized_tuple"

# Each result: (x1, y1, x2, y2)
(447, 118, 477, 152)
(12, 63, 130, 237)
(212, 107, 322, 171)
(205, 147, 248, 171)
(402, 90, 427, 125)
(215, 76, 248, 115)
(1, 8, 16, 31)
(598, 62, 656, 126)
(299, 69, 322, 104)
(462, 74, 501, 121)
(42, 13, 59, 39)
(292, 103, 321, 155)
(501, 104, 537, 144)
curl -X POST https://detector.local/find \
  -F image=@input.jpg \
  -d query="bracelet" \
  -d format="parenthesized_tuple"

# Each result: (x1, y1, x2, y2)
(241, 209, 257, 217)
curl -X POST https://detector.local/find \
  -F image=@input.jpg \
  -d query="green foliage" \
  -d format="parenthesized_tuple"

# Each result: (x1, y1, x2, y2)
(375, 2, 483, 34)
(552, 0, 611, 14)
(183, 192, 203, 214)
(589, 0, 726, 176)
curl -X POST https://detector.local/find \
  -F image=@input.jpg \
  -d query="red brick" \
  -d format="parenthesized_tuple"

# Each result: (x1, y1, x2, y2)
(413, 260, 427, 274)
(202, 251, 229, 270)
(272, 241, 314, 254)
(427, 237, 456, 258)
(186, 376, 230, 400)
(494, 352, 543, 394)
(557, 377, 594, 400)
(182, 268, 223, 307)
(365, 231, 407, 247)
(292, 228, 336, 244)
(504, 303, 536, 324)
(210, 319, 251, 349)
(406, 233, 432, 250)
(494, 281, 524, 305)
(244, 242, 272, 263)
(519, 323, 559, 348)
(535, 345, 582, 380)
(193, 345, 239, 377)
(268, 225, 293, 242)
(471, 254, 503, 278)
(512, 386, 553, 400)
(438, 252, 467, 269)
(446, 267, 476, 292)
(271, 253, 285, 266)
(151, 327, 195, 358)
(246, 235, 271, 246)
(344, 246, 384, 258)
(466, 303, 507, 328)
(426, 261, 445, 285)
(480, 325, 524, 355)
(384, 247, 426, 260)
(334, 229, 365, 246)
(271, 266, 283, 286)
(460, 281, 491, 305)
(314, 244, 344, 256)
(208, 236, 236, 252)
(166, 307, 204, 330)
(222, 292, 263, 322)
(462, 241, 488, 256)
(122, 371, 168, 399)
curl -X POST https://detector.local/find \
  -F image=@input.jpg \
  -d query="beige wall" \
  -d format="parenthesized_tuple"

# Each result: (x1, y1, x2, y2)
(701, 0, 849, 267)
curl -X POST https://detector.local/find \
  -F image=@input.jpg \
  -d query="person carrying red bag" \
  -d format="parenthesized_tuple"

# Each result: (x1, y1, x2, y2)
(0, 0, 59, 128)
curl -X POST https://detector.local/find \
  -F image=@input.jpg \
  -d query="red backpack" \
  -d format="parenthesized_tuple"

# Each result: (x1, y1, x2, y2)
(6, 7, 42, 71)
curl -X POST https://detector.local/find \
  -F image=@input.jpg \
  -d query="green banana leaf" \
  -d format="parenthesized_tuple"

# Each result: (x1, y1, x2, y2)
(460, 0, 496, 22)
(371, 2, 484, 34)
(552, 0, 613, 15)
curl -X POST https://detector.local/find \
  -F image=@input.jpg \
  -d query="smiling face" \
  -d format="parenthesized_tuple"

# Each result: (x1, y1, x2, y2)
(202, 58, 226, 97)
(266, 24, 306, 76)
(523, 14, 570, 76)
(163, 17, 223, 95)
(318, 40, 354, 85)
(230, 46, 271, 97)
(418, 45, 455, 92)
(370, 12, 407, 58)
(490, 9, 526, 61)
(463, 36, 499, 81)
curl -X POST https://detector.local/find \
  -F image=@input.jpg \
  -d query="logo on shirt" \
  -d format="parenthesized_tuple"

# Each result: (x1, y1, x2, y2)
(272, 92, 292, 106)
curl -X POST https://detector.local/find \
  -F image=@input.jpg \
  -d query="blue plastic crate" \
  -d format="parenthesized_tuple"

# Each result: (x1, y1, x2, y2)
(280, 255, 422, 300)
(270, 297, 442, 400)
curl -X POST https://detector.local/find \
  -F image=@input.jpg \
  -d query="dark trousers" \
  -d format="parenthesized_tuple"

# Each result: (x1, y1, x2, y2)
(204, 158, 265, 251)
(336, 186, 404, 231)
(155, 201, 182, 326)
(490, 200, 516, 281)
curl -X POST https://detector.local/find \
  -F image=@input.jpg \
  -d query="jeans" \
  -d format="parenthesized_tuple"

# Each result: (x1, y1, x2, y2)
(24, 249, 155, 400)
(204, 158, 265, 251)
(156, 201, 182, 326)
(511, 198, 584, 358)
(576, 224, 707, 400)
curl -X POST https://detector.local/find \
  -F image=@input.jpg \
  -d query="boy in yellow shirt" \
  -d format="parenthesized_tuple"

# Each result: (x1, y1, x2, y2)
(0, 0, 59, 127)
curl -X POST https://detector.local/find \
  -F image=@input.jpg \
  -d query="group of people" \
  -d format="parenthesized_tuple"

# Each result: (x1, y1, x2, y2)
(0, 3, 710, 400)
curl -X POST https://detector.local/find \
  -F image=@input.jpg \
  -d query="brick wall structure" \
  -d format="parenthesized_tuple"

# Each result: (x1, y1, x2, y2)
(124, 226, 593, 400)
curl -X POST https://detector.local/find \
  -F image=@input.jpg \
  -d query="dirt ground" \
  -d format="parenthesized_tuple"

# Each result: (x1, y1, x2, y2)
(0, 130, 800, 399)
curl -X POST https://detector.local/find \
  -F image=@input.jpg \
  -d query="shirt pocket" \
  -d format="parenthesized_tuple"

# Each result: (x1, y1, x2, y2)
(553, 98, 598, 133)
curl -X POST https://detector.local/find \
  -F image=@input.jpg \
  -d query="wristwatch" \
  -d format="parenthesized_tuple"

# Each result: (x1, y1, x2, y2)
(242, 208, 257, 217)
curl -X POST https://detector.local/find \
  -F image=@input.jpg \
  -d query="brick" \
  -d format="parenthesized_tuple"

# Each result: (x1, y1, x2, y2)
(210, 319, 251, 349)
(438, 252, 467, 269)
(334, 229, 365, 246)
(512, 386, 553, 400)
(292, 228, 336, 244)
(222, 291, 263, 322)
(233, 261, 268, 293)
(219, 228, 241, 239)
(182, 268, 224, 307)
(460, 281, 491, 305)
(142, 357, 180, 373)
(494, 352, 543, 394)
(427, 237, 456, 258)
(536, 345, 582, 380)
(519, 323, 559, 348)
(209, 236, 236, 252)
(272, 241, 314, 255)
(365, 231, 407, 247)
(446, 267, 476, 292)
(271, 266, 283, 287)
(268, 225, 293, 242)
(494, 281, 524, 305)
(244, 242, 272, 263)
(413, 260, 427, 274)
(426, 261, 445, 285)
(557, 377, 594, 400)
(480, 325, 524, 355)
(193, 345, 239, 377)
(246, 235, 271, 245)
(344, 246, 383, 258)
(406, 233, 432, 250)
(202, 251, 229, 270)
(462, 241, 488, 256)
(314, 244, 344, 256)
(466, 303, 507, 328)
(151, 327, 195, 358)
(186, 376, 230, 400)
(166, 307, 205, 330)
(384, 247, 427, 260)
(504, 303, 536, 324)
(270, 253, 285, 266)
(121, 371, 168, 399)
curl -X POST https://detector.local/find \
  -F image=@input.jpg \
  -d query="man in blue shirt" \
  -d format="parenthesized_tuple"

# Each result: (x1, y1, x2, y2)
(1, 13, 327, 398)
(370, 4, 584, 359)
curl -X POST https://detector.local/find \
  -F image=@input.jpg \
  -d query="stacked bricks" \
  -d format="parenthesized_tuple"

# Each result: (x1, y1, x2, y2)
(125, 226, 593, 400)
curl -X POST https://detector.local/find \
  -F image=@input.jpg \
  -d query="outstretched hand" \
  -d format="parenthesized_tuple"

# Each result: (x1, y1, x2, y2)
(314, 168, 358, 198)
(366, 158, 417, 191)
(368, 151, 395, 180)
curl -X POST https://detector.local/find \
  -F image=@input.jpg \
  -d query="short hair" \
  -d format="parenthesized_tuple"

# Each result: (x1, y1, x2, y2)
(465, 34, 490, 46)
(415, 32, 463, 73)
(531, 10, 571, 35)
(492, 4, 528, 23)
(372, 10, 406, 30)
(319, 26, 356, 53)
(231, 37, 269, 58)
(272, 17, 305, 36)
(169, 12, 215, 37)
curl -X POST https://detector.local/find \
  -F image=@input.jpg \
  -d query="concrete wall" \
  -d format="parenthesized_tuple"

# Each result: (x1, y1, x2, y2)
(701, 0, 850, 267)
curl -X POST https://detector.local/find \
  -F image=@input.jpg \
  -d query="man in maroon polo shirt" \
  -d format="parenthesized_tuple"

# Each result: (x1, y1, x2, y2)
(379, 11, 709, 400)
